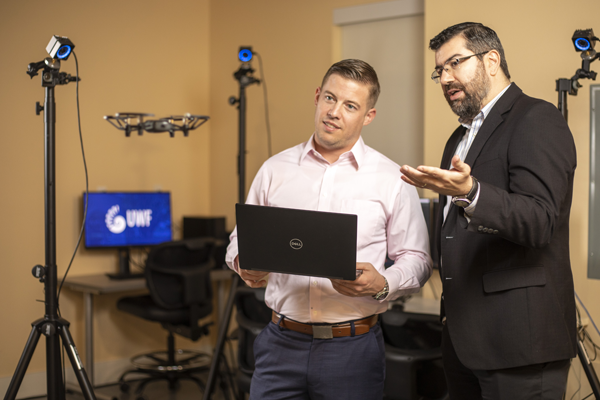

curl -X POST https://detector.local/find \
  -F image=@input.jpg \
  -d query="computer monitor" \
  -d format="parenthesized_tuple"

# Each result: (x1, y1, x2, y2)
(83, 191, 172, 279)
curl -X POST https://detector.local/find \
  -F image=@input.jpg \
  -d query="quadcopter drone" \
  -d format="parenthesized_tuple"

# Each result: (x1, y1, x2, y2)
(104, 113, 209, 137)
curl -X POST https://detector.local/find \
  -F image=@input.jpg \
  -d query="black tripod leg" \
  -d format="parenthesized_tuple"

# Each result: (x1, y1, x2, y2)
(4, 320, 43, 400)
(47, 325, 66, 400)
(218, 353, 234, 400)
(58, 320, 97, 400)
(203, 274, 239, 400)
(577, 335, 600, 399)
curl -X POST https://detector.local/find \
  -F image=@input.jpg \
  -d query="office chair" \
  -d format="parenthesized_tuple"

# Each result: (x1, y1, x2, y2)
(233, 286, 271, 400)
(116, 237, 217, 398)
(380, 307, 448, 400)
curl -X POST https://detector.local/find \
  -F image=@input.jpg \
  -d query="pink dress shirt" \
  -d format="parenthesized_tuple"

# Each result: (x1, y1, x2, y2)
(226, 135, 432, 324)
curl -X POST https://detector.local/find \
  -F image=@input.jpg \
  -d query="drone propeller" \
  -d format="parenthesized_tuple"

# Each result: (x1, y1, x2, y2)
(104, 113, 154, 137)
(163, 114, 210, 137)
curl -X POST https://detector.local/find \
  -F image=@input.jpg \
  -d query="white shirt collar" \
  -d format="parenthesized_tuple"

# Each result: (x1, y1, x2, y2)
(300, 134, 366, 169)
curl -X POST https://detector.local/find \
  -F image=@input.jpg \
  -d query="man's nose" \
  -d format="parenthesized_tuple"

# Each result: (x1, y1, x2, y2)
(440, 68, 454, 85)
(328, 103, 342, 118)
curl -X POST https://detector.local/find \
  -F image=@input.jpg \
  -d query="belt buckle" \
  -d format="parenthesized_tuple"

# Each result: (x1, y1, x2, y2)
(312, 325, 333, 339)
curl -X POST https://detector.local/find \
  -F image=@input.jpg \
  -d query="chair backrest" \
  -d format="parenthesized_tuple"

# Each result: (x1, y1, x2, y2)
(380, 308, 442, 350)
(380, 308, 447, 400)
(145, 238, 215, 310)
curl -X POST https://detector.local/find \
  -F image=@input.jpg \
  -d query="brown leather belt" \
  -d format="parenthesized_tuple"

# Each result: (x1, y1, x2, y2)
(271, 311, 378, 339)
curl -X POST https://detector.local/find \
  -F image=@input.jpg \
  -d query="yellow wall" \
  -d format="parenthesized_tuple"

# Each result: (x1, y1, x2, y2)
(1, 0, 600, 395)
(0, 0, 211, 375)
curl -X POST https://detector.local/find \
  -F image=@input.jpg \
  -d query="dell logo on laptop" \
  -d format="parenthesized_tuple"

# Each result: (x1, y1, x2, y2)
(290, 239, 303, 250)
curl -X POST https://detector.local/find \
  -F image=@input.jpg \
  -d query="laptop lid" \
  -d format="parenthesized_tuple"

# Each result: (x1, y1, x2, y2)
(236, 204, 357, 280)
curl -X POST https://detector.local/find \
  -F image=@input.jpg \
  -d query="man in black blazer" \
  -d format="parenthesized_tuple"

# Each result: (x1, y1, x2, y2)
(401, 22, 577, 399)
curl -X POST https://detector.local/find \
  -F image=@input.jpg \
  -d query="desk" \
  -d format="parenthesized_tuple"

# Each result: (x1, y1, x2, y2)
(402, 296, 440, 315)
(63, 269, 233, 386)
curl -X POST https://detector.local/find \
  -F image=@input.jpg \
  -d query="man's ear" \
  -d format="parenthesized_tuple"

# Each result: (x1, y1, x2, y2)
(486, 50, 501, 77)
(314, 87, 322, 106)
(363, 108, 376, 126)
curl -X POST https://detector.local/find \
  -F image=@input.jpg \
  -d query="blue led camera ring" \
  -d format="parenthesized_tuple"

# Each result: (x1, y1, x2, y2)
(56, 45, 72, 60)
(575, 37, 592, 51)
(238, 49, 253, 62)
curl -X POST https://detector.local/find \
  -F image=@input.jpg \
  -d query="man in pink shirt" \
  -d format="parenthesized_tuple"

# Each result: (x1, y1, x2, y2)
(226, 59, 432, 400)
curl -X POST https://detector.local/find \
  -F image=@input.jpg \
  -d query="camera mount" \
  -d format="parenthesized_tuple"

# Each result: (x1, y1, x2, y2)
(556, 29, 600, 120)
(228, 46, 261, 208)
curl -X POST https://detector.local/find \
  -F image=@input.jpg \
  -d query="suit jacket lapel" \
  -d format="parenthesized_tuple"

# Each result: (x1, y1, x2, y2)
(438, 126, 465, 231)
(439, 84, 522, 233)
(441, 126, 465, 169)
(464, 84, 522, 167)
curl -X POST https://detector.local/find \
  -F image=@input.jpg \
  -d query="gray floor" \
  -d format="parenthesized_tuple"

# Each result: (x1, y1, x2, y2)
(23, 371, 236, 400)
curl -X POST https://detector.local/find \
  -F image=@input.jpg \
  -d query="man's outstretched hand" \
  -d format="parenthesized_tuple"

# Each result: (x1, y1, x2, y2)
(400, 155, 473, 196)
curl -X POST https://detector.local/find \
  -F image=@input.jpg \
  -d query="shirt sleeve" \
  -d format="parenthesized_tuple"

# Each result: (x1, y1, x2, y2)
(467, 101, 576, 247)
(381, 181, 433, 301)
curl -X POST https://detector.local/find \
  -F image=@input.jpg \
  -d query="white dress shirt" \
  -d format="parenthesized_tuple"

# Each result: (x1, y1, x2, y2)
(226, 135, 432, 323)
(444, 83, 512, 221)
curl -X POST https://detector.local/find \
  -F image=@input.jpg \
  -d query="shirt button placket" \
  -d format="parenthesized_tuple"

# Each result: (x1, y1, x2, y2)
(317, 165, 336, 212)
(309, 278, 321, 322)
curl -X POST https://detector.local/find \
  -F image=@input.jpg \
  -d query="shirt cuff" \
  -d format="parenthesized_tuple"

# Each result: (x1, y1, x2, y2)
(225, 247, 240, 273)
(463, 184, 481, 221)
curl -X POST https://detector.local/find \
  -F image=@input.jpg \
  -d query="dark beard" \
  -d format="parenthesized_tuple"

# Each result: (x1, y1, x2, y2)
(445, 63, 490, 121)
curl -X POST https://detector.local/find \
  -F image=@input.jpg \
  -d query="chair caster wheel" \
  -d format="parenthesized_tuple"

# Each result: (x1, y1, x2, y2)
(119, 382, 130, 393)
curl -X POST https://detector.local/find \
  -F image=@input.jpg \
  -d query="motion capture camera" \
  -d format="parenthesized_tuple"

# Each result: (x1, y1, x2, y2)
(572, 29, 597, 52)
(46, 35, 75, 60)
(238, 46, 253, 62)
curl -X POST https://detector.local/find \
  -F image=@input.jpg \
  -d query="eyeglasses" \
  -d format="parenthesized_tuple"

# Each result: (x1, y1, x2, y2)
(431, 51, 490, 83)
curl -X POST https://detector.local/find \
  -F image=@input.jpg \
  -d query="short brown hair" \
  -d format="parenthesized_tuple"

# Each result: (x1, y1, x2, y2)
(429, 22, 511, 80)
(321, 59, 381, 108)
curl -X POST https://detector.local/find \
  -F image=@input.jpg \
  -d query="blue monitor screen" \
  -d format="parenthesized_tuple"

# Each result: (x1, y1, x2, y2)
(83, 192, 172, 248)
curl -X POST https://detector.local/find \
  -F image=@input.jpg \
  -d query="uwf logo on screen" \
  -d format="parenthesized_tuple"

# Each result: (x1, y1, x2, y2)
(105, 205, 152, 234)
(83, 192, 171, 248)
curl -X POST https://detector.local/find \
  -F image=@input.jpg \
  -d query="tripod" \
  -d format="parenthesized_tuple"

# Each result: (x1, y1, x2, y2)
(202, 61, 260, 400)
(4, 58, 96, 400)
(555, 55, 600, 399)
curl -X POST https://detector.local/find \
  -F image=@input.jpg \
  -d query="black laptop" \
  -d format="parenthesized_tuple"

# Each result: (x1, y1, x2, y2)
(236, 204, 358, 280)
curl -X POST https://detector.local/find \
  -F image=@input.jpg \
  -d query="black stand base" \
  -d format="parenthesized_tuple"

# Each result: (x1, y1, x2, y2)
(4, 317, 97, 400)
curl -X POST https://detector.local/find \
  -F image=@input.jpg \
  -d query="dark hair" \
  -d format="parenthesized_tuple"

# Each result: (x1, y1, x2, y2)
(429, 22, 510, 79)
(321, 59, 381, 108)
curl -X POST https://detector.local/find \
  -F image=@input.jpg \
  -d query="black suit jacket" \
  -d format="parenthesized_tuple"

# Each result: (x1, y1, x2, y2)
(436, 83, 577, 370)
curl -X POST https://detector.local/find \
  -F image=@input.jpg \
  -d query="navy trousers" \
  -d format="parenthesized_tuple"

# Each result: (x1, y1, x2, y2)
(250, 320, 386, 400)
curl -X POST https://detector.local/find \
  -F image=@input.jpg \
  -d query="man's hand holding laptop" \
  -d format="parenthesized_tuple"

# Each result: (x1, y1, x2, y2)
(235, 254, 386, 296)
(330, 262, 386, 297)
(235, 255, 269, 288)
